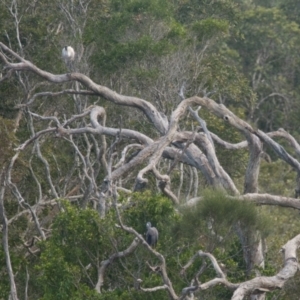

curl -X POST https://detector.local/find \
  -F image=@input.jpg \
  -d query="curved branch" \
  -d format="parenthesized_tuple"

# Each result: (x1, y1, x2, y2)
(236, 193, 300, 210)
(175, 131, 239, 194)
(138, 283, 170, 293)
(268, 128, 300, 158)
(180, 250, 238, 298)
(178, 97, 262, 193)
(152, 167, 179, 204)
(0, 44, 263, 195)
(254, 130, 300, 172)
(113, 144, 144, 169)
(16, 89, 97, 107)
(232, 234, 300, 299)
(0, 42, 168, 134)
(256, 92, 289, 110)
(15, 128, 56, 151)
(210, 132, 248, 150)
(186, 193, 300, 210)
(180, 234, 300, 300)
(95, 237, 140, 293)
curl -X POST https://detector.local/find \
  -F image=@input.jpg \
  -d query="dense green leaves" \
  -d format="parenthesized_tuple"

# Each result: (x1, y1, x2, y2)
(178, 189, 270, 245)
(36, 202, 106, 299)
(35, 196, 178, 298)
(32, 191, 270, 299)
(229, 6, 300, 130)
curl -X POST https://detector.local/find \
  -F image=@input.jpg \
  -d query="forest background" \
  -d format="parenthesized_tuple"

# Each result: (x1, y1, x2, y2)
(1, 0, 300, 299)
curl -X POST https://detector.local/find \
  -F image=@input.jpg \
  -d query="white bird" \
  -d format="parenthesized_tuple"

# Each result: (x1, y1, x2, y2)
(62, 46, 75, 70)
(62, 46, 75, 61)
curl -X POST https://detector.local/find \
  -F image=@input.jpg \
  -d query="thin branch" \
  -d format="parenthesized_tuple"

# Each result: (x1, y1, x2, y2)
(95, 237, 140, 293)
(6, 153, 46, 240)
(15, 89, 97, 108)
(0, 168, 19, 300)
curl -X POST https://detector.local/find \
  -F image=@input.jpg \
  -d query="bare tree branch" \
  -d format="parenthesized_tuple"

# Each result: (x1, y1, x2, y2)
(95, 237, 140, 293)
(0, 168, 19, 300)
(232, 234, 300, 299)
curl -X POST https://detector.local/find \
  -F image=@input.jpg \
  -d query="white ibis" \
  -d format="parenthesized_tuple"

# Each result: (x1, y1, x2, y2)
(62, 46, 75, 70)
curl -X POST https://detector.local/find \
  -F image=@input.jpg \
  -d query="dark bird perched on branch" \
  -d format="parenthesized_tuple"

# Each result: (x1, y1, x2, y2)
(146, 222, 158, 248)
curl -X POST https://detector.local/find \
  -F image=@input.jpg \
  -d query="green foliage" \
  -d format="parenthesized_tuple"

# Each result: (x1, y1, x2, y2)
(123, 190, 178, 233)
(258, 205, 300, 299)
(175, 0, 239, 25)
(36, 201, 112, 299)
(179, 189, 270, 242)
(92, 35, 174, 74)
(0, 117, 16, 164)
(164, 189, 272, 298)
(0, 247, 10, 299)
(192, 18, 230, 40)
(166, 20, 186, 39)
(259, 160, 296, 196)
(280, 0, 300, 25)
(122, 191, 180, 256)
(35, 195, 178, 299)
(201, 191, 263, 231)
(0, 80, 21, 119)
(86, 0, 175, 77)
(230, 6, 300, 131)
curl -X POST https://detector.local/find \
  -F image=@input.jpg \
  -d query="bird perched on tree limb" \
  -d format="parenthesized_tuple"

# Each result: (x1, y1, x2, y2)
(146, 222, 158, 248)
(62, 46, 75, 71)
